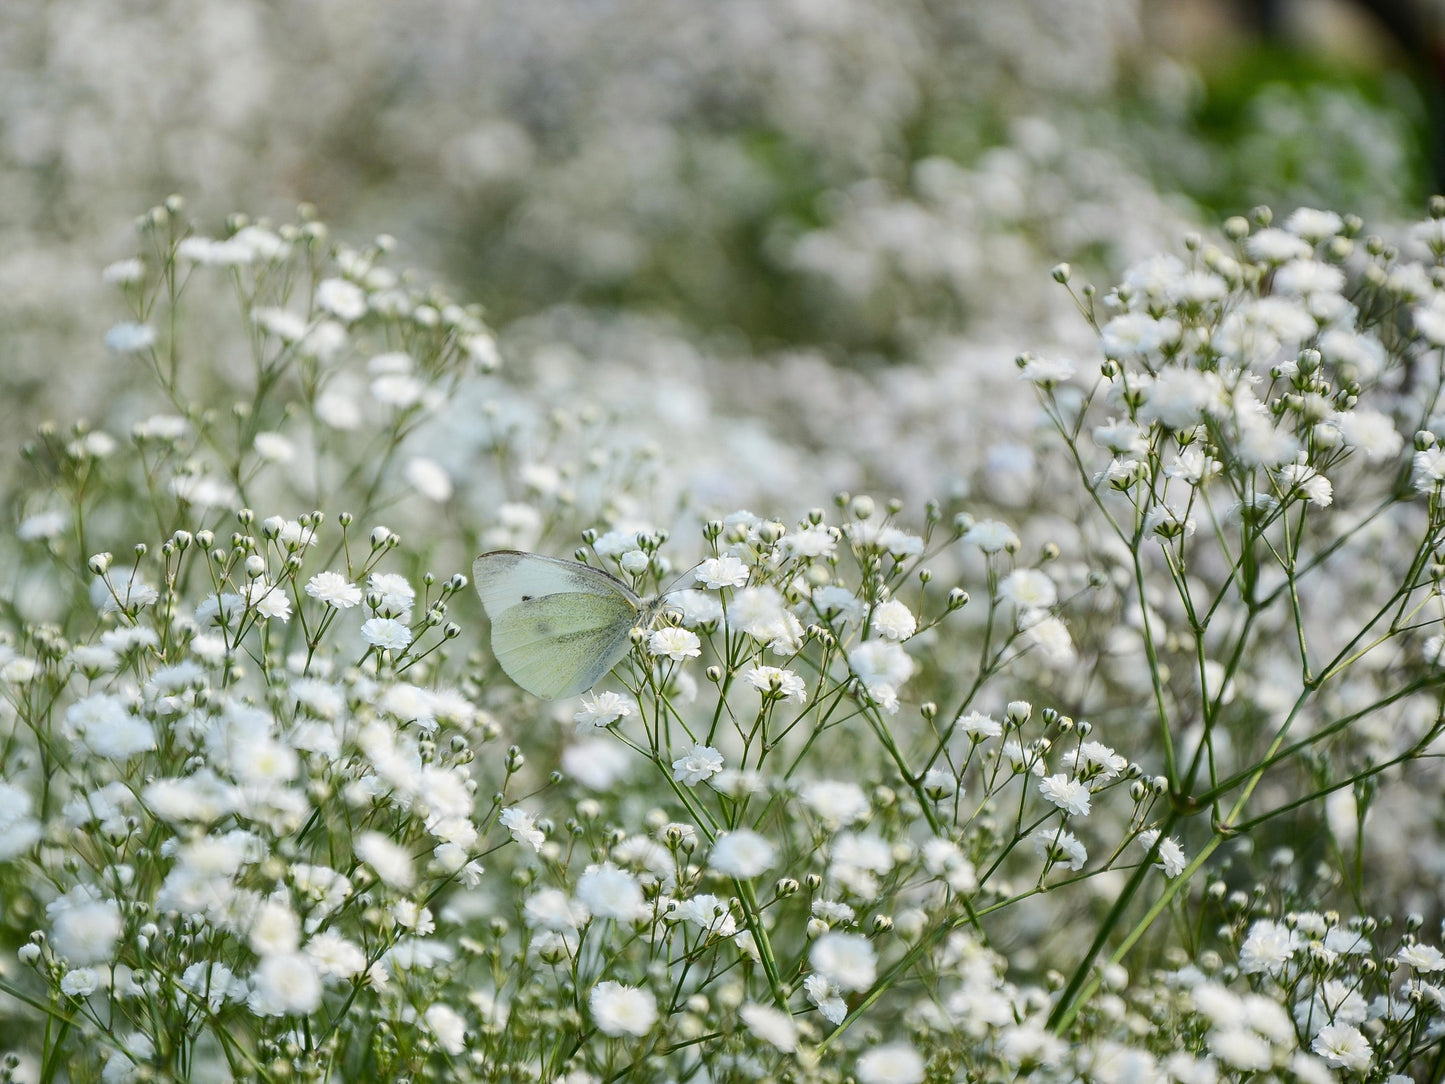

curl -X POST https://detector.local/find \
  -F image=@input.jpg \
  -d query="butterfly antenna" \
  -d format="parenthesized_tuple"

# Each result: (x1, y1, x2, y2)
(657, 558, 706, 600)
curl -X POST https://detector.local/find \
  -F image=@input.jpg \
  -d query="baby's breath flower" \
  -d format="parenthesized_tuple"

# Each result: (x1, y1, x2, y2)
(856, 1042, 926, 1084)
(355, 831, 416, 889)
(589, 981, 658, 1037)
(707, 830, 776, 879)
(781, 524, 837, 557)
(306, 571, 362, 608)
(368, 572, 416, 617)
(574, 690, 635, 730)
(998, 568, 1057, 609)
(1335, 409, 1404, 462)
(871, 599, 916, 640)
(576, 863, 645, 922)
(957, 711, 1003, 739)
(649, 627, 701, 661)
(104, 322, 156, 353)
(101, 257, 145, 284)
(17, 510, 66, 541)
(424, 1004, 468, 1056)
(1413, 446, 1445, 492)
(810, 931, 877, 991)
(1018, 355, 1076, 385)
(524, 887, 589, 931)
(804, 973, 847, 1024)
(500, 806, 545, 852)
(961, 519, 1020, 553)
(360, 617, 412, 652)
(799, 779, 870, 827)
(1284, 207, 1344, 241)
(1312, 1023, 1372, 1072)
(671, 893, 737, 936)
(248, 954, 323, 1016)
(561, 738, 635, 789)
(1033, 828, 1087, 871)
(245, 580, 293, 622)
(739, 1002, 798, 1053)
(404, 457, 453, 502)
(671, 743, 723, 785)
(695, 555, 749, 589)
(305, 932, 367, 979)
(253, 432, 295, 462)
(248, 899, 302, 957)
(315, 278, 368, 322)
(1397, 943, 1445, 972)
(46, 887, 123, 966)
(744, 665, 806, 703)
(1137, 829, 1187, 877)
(1239, 919, 1299, 975)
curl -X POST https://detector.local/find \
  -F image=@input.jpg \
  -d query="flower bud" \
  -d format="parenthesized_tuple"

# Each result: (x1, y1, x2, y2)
(88, 552, 112, 575)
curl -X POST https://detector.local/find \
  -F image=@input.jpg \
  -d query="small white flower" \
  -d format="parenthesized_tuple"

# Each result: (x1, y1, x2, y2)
(101, 258, 145, 285)
(739, 1002, 798, 1053)
(1018, 355, 1075, 385)
(744, 665, 807, 703)
(306, 571, 363, 608)
(804, 973, 847, 1024)
(1034, 774, 1086, 820)
(694, 555, 749, 589)
(249, 954, 323, 1016)
(315, 278, 368, 321)
(368, 572, 416, 617)
(104, 322, 156, 353)
(957, 711, 1003, 739)
(589, 981, 658, 1037)
(648, 627, 701, 662)
(355, 831, 416, 889)
(1033, 828, 1087, 871)
(18, 510, 67, 541)
(1398, 943, 1445, 972)
(671, 743, 724, 785)
(707, 830, 776, 879)
(998, 569, 1057, 609)
(60, 967, 100, 997)
(961, 519, 1020, 553)
(810, 931, 877, 991)
(424, 1003, 467, 1055)
(573, 691, 635, 730)
(799, 780, 870, 827)
(500, 806, 544, 852)
(360, 617, 412, 651)
(1137, 828, 1187, 877)
(576, 863, 645, 922)
(47, 888, 123, 965)
(1239, 919, 1298, 975)
(856, 1042, 926, 1084)
(253, 432, 295, 463)
(1312, 1023, 1372, 1072)
(871, 599, 916, 640)
(404, 457, 453, 502)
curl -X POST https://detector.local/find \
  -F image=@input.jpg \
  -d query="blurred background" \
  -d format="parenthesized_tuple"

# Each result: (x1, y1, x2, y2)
(0, 0, 1433, 506)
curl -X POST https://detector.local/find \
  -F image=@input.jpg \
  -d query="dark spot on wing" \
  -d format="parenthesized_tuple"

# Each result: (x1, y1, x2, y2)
(521, 594, 533, 601)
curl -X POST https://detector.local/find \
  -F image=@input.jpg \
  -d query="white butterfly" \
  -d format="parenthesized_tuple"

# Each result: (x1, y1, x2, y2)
(472, 550, 666, 699)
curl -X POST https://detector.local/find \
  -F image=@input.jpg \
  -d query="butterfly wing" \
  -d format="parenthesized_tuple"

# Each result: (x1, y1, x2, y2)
(473, 551, 644, 699)
(472, 551, 641, 615)
(488, 590, 640, 699)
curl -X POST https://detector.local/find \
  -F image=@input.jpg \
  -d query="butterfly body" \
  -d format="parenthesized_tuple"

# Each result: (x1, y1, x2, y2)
(473, 550, 661, 699)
